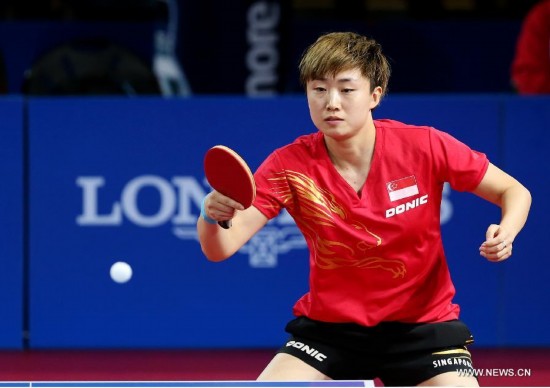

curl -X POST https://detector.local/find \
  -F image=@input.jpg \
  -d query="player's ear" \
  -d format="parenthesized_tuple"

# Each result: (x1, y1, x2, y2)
(369, 86, 383, 110)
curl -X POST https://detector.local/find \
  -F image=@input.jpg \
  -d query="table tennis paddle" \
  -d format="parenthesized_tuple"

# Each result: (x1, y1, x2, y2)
(203, 145, 256, 229)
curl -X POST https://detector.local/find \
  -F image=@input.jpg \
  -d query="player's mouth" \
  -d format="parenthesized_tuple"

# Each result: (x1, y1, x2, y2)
(325, 116, 343, 122)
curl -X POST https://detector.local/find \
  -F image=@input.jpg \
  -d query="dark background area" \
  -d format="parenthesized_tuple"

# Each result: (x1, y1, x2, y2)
(0, 0, 543, 95)
(0, 3, 548, 384)
(0, 0, 539, 21)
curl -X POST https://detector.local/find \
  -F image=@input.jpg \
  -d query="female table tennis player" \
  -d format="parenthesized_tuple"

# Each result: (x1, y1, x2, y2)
(197, 32, 532, 386)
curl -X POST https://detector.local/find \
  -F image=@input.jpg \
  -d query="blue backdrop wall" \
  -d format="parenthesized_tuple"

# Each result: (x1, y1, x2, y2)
(0, 97, 23, 349)
(0, 95, 547, 349)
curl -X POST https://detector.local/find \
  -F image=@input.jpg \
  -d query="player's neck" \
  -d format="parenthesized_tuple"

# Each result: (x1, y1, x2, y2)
(324, 124, 376, 196)
(325, 123, 376, 170)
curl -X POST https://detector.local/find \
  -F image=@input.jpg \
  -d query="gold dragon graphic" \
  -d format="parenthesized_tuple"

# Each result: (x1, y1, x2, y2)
(268, 170, 406, 279)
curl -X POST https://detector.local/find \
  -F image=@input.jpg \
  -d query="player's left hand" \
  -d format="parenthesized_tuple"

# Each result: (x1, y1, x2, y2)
(479, 224, 513, 262)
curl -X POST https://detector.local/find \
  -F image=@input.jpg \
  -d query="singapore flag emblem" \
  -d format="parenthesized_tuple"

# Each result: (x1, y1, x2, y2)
(387, 175, 419, 202)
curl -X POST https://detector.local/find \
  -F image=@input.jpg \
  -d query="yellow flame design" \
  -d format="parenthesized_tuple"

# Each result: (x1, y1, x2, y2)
(268, 170, 406, 278)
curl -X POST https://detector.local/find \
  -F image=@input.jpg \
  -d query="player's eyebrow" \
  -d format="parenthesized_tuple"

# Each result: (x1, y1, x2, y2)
(312, 77, 358, 83)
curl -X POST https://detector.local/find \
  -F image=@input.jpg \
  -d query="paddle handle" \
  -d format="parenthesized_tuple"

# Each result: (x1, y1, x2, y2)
(218, 220, 232, 229)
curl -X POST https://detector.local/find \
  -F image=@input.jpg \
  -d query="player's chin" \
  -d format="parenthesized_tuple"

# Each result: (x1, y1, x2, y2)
(319, 126, 354, 141)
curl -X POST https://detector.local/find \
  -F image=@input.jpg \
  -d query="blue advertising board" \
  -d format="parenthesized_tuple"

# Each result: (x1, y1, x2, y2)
(0, 97, 24, 348)
(499, 97, 550, 345)
(28, 97, 313, 348)
(26, 96, 549, 348)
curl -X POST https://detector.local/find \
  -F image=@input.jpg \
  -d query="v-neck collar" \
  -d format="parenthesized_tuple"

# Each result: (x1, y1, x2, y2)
(316, 121, 385, 205)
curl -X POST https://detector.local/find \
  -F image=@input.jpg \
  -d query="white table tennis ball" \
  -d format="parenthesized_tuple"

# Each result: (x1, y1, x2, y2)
(110, 261, 133, 283)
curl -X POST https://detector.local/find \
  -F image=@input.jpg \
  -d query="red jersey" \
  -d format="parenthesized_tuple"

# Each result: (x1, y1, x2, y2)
(253, 119, 489, 327)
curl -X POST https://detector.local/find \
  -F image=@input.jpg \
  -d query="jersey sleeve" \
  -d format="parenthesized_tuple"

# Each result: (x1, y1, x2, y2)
(429, 128, 489, 192)
(252, 150, 292, 220)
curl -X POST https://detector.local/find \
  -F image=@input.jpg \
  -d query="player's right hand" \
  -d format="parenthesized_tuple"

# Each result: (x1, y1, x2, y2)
(204, 191, 244, 222)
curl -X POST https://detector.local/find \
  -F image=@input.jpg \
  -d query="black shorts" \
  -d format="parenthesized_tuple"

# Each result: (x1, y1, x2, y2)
(278, 316, 476, 387)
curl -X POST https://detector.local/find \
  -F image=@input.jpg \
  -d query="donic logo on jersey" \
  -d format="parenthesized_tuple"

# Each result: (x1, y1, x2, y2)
(385, 175, 428, 218)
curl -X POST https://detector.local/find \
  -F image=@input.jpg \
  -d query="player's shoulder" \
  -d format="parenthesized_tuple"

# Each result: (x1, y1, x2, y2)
(375, 118, 434, 135)
(376, 119, 438, 148)
(273, 132, 321, 157)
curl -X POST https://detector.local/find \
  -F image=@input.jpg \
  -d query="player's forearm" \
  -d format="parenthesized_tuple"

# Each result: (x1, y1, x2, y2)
(197, 206, 268, 261)
(197, 218, 241, 261)
(498, 183, 532, 241)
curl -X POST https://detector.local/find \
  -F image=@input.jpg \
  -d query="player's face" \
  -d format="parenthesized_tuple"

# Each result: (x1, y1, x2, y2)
(306, 68, 382, 141)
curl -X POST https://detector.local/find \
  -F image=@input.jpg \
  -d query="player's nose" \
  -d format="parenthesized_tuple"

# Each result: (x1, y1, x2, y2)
(326, 90, 340, 110)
